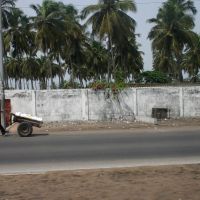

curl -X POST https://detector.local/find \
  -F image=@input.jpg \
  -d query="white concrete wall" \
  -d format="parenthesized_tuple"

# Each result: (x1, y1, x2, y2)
(4, 86, 200, 122)
(6, 90, 34, 115)
(183, 87, 200, 117)
(35, 90, 83, 121)
(136, 87, 180, 117)
(87, 88, 135, 121)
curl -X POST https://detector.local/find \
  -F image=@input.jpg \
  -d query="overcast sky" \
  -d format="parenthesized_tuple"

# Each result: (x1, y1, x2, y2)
(16, 0, 200, 71)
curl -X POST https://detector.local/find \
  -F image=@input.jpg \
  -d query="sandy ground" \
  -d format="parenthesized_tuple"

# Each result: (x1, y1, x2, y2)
(0, 164, 200, 200)
(37, 117, 200, 133)
(2, 118, 200, 200)
(6, 117, 200, 134)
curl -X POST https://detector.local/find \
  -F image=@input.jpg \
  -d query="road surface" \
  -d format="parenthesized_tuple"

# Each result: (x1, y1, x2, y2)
(0, 128, 200, 174)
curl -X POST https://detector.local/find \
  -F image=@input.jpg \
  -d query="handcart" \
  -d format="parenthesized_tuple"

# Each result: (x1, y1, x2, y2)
(7, 113, 43, 137)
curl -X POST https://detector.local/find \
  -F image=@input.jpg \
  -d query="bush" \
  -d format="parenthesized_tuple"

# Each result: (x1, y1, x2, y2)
(142, 70, 171, 84)
(89, 80, 109, 90)
(89, 80, 127, 95)
(61, 81, 81, 89)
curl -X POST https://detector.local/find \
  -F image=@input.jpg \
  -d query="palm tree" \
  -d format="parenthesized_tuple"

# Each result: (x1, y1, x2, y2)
(5, 57, 22, 89)
(183, 34, 200, 82)
(49, 2, 82, 87)
(86, 40, 108, 81)
(63, 32, 88, 86)
(21, 57, 40, 89)
(148, 0, 197, 81)
(1, 0, 16, 29)
(81, 0, 137, 82)
(3, 8, 35, 89)
(1, 0, 17, 88)
(114, 36, 143, 81)
(152, 50, 175, 76)
(30, 0, 66, 88)
(4, 8, 31, 58)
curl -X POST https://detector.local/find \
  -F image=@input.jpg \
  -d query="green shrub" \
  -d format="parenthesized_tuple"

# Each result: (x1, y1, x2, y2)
(62, 81, 81, 89)
(89, 80, 109, 90)
(89, 80, 127, 95)
(142, 70, 171, 83)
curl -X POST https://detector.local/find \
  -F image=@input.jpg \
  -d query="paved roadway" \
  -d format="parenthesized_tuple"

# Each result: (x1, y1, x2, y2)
(0, 128, 200, 174)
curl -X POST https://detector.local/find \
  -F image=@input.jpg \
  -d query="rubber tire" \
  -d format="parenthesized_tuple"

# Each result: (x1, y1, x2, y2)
(17, 122, 33, 137)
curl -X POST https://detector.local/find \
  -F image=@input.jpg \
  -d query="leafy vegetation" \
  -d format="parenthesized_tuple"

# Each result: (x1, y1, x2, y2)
(141, 71, 171, 84)
(1, 0, 200, 90)
(148, 0, 199, 82)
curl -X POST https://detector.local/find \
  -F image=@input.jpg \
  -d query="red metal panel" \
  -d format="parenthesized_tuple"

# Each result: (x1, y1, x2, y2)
(0, 99, 11, 127)
(5, 99, 11, 126)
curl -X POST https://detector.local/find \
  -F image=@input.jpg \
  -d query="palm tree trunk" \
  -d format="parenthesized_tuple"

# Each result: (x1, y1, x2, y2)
(26, 80, 29, 90)
(9, 79, 12, 89)
(177, 56, 183, 82)
(34, 80, 37, 90)
(35, 80, 37, 90)
(19, 79, 22, 89)
(4, 68, 9, 89)
(69, 57, 75, 87)
(58, 59, 64, 88)
(107, 37, 111, 83)
(46, 52, 53, 89)
(80, 80, 84, 88)
(50, 66, 53, 89)
(31, 79, 34, 90)
(107, 35, 115, 83)
(45, 78, 48, 89)
(60, 74, 64, 87)
(23, 79, 26, 89)
(106, 12, 115, 83)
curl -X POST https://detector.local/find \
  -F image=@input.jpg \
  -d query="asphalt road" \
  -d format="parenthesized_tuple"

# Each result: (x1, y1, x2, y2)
(0, 128, 200, 174)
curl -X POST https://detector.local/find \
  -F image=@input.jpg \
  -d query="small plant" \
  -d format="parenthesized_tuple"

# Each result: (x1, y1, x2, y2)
(89, 80, 127, 98)
(89, 80, 109, 91)
(110, 82, 126, 94)
(113, 69, 125, 83)
(61, 81, 81, 89)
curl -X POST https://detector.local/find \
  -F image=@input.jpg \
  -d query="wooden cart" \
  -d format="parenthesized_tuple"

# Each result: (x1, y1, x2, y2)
(8, 113, 43, 137)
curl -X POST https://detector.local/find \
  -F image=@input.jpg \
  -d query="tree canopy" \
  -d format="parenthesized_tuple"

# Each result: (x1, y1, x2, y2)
(148, 0, 198, 82)
(1, 0, 200, 90)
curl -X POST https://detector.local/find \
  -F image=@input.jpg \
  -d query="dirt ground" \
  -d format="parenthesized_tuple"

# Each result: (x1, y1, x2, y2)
(6, 117, 200, 134)
(1, 164, 200, 200)
(2, 118, 200, 200)
(33, 117, 200, 133)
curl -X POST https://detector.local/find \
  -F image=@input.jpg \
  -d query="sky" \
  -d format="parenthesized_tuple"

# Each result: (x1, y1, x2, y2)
(16, 0, 200, 71)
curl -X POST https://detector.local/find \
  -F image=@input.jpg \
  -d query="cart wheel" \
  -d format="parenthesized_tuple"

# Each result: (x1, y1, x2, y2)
(17, 122, 33, 137)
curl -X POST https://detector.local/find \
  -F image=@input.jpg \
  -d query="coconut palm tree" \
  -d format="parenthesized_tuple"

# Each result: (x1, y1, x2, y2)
(30, 0, 65, 51)
(49, 2, 82, 87)
(5, 57, 22, 89)
(64, 32, 88, 86)
(30, 0, 66, 88)
(114, 36, 143, 81)
(1, 0, 17, 88)
(148, 0, 197, 81)
(81, 0, 137, 82)
(3, 8, 36, 89)
(152, 50, 175, 76)
(59, 20, 89, 86)
(21, 57, 40, 89)
(1, 0, 16, 29)
(85, 40, 108, 81)
(183, 34, 200, 82)
(4, 8, 31, 58)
